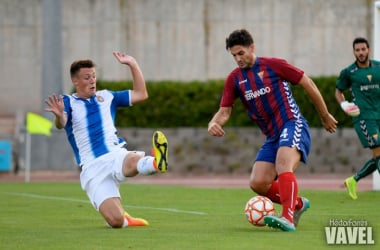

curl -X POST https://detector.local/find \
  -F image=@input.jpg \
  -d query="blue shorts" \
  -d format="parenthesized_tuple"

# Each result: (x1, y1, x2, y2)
(255, 117, 311, 164)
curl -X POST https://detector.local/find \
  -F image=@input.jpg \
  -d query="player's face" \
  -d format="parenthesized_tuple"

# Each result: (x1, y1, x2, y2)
(353, 43, 369, 65)
(229, 44, 255, 69)
(72, 67, 97, 99)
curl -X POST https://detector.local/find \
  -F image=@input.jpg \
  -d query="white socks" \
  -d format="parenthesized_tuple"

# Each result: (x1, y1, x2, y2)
(137, 156, 157, 175)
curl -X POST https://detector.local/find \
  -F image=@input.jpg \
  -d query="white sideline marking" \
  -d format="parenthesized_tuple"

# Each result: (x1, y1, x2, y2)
(4, 192, 89, 203)
(123, 204, 206, 215)
(3, 192, 207, 215)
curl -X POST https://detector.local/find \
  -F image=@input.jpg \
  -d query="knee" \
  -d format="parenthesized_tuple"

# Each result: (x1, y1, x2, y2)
(105, 214, 125, 228)
(123, 153, 142, 177)
(129, 152, 142, 164)
(249, 178, 270, 195)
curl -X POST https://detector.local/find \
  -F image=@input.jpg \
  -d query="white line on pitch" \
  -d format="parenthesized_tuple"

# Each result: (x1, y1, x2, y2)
(3, 192, 207, 215)
(123, 204, 206, 215)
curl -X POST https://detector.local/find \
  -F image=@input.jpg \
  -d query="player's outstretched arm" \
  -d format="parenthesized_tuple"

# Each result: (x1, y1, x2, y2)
(298, 74, 337, 133)
(113, 51, 148, 104)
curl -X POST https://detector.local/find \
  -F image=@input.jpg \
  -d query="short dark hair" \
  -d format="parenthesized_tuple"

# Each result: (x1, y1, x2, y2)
(225, 29, 254, 50)
(70, 59, 96, 78)
(352, 37, 370, 49)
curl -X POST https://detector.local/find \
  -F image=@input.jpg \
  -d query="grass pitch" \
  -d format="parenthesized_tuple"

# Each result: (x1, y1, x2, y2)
(0, 182, 378, 250)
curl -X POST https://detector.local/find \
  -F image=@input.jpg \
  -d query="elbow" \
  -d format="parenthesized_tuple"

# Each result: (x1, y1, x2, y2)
(56, 123, 65, 130)
(140, 92, 148, 101)
(133, 92, 149, 103)
(143, 92, 149, 100)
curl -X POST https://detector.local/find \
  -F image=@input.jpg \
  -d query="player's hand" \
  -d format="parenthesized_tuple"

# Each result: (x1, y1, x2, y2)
(208, 122, 225, 137)
(340, 101, 360, 117)
(112, 51, 136, 66)
(320, 113, 337, 133)
(44, 94, 65, 116)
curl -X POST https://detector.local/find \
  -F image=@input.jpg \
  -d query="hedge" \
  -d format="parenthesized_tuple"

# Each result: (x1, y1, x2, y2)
(97, 76, 353, 128)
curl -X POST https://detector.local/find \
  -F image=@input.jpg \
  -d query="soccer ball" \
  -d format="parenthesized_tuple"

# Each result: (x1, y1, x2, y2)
(244, 196, 275, 226)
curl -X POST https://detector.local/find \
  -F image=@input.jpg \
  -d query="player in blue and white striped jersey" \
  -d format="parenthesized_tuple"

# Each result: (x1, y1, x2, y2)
(45, 52, 168, 228)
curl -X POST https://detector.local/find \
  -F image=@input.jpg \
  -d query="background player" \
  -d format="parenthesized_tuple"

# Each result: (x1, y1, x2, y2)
(335, 37, 380, 200)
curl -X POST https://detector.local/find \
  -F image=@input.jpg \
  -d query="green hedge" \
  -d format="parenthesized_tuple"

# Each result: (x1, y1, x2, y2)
(97, 76, 353, 128)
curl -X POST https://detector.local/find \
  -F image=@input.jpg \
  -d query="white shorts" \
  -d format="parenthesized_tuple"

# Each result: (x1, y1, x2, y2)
(79, 148, 144, 210)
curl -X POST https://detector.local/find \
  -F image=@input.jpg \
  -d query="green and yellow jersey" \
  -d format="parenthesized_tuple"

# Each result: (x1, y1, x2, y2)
(336, 60, 380, 120)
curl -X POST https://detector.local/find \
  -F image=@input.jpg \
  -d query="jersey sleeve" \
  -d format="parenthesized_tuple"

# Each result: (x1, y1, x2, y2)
(110, 90, 132, 107)
(336, 68, 351, 91)
(220, 71, 238, 107)
(62, 95, 71, 115)
(268, 58, 304, 85)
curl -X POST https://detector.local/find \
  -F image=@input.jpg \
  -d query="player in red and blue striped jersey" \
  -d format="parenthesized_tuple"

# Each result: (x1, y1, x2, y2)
(208, 29, 337, 231)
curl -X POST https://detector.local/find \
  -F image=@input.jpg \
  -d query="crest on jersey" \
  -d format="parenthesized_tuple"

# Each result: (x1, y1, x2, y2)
(257, 71, 264, 81)
(96, 95, 104, 102)
(367, 74, 372, 82)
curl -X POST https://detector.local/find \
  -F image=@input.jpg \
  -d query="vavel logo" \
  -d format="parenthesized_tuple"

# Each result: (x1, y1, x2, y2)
(325, 219, 375, 245)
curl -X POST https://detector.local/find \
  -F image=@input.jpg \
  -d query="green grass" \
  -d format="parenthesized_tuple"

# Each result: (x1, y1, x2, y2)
(0, 182, 378, 250)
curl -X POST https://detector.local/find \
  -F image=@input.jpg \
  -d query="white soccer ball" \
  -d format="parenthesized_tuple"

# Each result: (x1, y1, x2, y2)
(244, 196, 275, 226)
